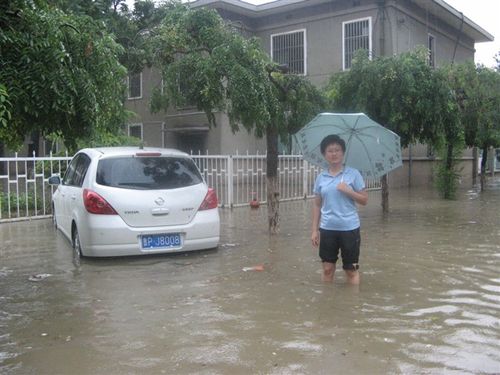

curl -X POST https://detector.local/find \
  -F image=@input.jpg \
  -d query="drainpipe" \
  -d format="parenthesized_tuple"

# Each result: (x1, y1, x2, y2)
(377, 0, 386, 57)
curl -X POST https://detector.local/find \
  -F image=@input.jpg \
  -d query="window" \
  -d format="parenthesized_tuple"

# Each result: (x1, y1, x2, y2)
(271, 29, 306, 75)
(128, 123, 143, 140)
(343, 17, 372, 70)
(128, 72, 142, 99)
(62, 154, 91, 187)
(96, 157, 203, 190)
(428, 34, 436, 68)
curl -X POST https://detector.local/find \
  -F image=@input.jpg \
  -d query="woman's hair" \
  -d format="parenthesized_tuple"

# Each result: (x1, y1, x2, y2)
(320, 134, 346, 154)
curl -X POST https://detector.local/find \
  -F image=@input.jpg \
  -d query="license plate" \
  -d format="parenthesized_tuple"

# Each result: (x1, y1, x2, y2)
(141, 233, 182, 250)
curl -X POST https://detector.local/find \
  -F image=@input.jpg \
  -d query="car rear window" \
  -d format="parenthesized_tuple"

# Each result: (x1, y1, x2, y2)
(96, 156, 203, 190)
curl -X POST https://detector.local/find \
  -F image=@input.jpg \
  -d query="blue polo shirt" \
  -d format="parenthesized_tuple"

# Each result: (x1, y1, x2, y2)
(313, 167, 365, 231)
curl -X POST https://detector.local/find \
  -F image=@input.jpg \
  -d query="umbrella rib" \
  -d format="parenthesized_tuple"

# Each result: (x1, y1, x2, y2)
(349, 131, 399, 159)
(351, 133, 379, 178)
(363, 134, 400, 157)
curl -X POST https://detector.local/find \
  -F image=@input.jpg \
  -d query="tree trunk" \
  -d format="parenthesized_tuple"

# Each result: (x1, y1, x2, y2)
(480, 146, 488, 191)
(472, 147, 478, 186)
(266, 126, 280, 234)
(28, 131, 40, 157)
(446, 143, 453, 170)
(381, 174, 389, 213)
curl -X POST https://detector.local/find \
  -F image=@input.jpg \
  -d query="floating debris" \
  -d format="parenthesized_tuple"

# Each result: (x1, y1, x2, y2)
(28, 273, 52, 282)
(242, 264, 264, 272)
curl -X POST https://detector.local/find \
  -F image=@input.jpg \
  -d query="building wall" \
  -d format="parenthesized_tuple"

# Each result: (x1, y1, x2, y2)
(388, 158, 474, 188)
(254, 3, 378, 86)
(388, 1, 475, 65)
(218, 115, 267, 154)
(126, 69, 164, 125)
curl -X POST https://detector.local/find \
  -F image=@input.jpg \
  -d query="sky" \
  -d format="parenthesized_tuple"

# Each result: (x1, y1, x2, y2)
(443, 0, 499, 67)
(130, 0, 499, 68)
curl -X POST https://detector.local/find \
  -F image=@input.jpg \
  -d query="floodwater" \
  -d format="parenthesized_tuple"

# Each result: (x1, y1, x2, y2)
(1, 185, 499, 375)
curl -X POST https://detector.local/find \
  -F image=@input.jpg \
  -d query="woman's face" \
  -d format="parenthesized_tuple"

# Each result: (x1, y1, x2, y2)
(323, 143, 344, 165)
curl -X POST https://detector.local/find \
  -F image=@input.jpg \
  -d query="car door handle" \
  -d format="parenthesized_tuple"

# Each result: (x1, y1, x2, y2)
(151, 207, 170, 215)
(71, 194, 76, 200)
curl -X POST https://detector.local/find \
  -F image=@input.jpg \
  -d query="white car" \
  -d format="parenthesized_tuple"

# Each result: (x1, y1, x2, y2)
(49, 147, 220, 257)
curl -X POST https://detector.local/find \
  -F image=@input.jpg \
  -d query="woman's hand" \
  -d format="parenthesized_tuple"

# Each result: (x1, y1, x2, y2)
(311, 230, 320, 247)
(336, 181, 351, 194)
(337, 183, 368, 206)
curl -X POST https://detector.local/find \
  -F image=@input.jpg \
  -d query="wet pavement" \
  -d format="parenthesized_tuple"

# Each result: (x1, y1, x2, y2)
(1, 185, 500, 374)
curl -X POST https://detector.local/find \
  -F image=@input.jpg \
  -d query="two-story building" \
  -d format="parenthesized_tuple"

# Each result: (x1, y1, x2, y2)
(125, 0, 493, 161)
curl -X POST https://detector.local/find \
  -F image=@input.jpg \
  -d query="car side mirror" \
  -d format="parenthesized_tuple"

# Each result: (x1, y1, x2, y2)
(48, 176, 61, 185)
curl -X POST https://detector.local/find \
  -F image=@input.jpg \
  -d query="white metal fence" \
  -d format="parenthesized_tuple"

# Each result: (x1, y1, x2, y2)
(0, 153, 72, 222)
(0, 152, 381, 222)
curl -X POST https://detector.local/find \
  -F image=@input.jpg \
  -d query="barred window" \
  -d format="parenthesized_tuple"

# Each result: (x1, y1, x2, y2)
(271, 29, 306, 75)
(428, 34, 436, 68)
(343, 18, 371, 70)
(128, 72, 142, 99)
(128, 123, 143, 140)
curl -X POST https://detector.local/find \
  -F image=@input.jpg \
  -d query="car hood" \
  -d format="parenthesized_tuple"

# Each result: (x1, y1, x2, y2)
(97, 183, 207, 228)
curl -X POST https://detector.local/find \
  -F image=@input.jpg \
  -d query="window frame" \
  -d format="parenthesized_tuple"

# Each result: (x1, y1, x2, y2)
(270, 28, 307, 75)
(127, 72, 142, 100)
(128, 123, 143, 140)
(342, 17, 372, 71)
(62, 153, 91, 187)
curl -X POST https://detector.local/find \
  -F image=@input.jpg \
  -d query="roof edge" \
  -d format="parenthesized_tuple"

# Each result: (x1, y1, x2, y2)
(189, 0, 494, 43)
(437, 0, 494, 42)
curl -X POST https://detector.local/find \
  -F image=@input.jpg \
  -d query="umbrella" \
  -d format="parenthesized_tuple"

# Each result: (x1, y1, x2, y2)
(295, 113, 402, 179)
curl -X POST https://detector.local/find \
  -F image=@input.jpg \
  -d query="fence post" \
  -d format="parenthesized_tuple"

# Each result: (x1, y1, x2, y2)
(227, 155, 233, 208)
(303, 159, 309, 199)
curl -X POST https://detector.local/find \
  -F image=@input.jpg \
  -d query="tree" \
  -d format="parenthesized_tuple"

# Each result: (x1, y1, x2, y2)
(0, 82, 11, 159)
(459, 65, 500, 190)
(150, 3, 325, 232)
(0, 0, 128, 152)
(432, 64, 465, 199)
(325, 48, 444, 208)
(0, 84, 11, 132)
(110, 1, 170, 73)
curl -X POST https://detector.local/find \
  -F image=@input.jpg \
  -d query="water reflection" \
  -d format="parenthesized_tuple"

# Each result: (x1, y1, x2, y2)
(0, 186, 499, 374)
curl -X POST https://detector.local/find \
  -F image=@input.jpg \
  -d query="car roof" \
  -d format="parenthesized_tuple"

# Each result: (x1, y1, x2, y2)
(78, 147, 191, 159)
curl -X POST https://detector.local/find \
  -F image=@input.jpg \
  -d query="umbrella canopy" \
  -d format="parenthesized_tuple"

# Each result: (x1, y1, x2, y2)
(295, 113, 402, 179)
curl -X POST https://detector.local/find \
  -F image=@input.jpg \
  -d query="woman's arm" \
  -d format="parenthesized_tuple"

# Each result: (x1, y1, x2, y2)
(311, 195, 322, 247)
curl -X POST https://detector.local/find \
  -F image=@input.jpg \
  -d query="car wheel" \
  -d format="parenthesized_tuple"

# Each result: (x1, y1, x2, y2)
(72, 226, 83, 259)
(52, 204, 58, 229)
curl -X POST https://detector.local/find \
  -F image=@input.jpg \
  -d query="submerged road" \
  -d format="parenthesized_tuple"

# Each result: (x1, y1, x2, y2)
(1, 186, 499, 374)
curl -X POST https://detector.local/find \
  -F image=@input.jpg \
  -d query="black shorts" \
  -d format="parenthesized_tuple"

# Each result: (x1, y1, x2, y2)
(319, 228, 360, 270)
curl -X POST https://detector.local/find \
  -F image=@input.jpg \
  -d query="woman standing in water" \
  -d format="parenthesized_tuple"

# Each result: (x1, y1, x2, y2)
(311, 135, 368, 284)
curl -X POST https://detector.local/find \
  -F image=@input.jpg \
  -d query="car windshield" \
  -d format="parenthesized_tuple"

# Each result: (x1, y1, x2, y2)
(96, 156, 203, 190)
